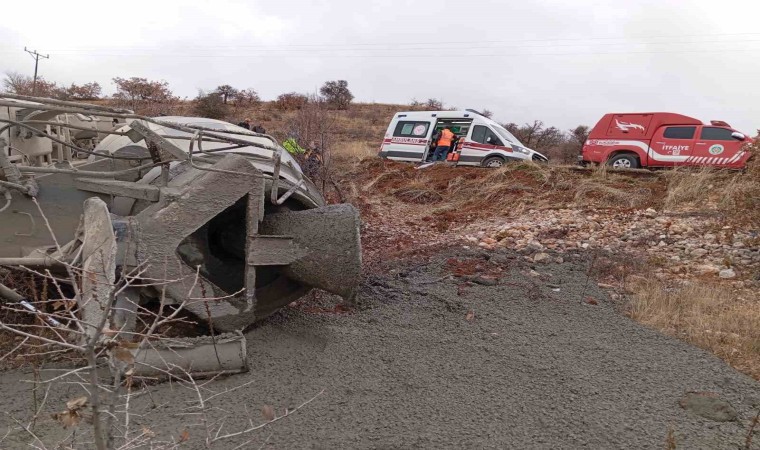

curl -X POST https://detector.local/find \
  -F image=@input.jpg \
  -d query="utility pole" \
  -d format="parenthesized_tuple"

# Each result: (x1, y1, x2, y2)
(24, 47, 50, 95)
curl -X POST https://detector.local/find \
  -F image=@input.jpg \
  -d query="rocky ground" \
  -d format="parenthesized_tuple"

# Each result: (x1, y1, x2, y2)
(346, 160, 760, 381)
(463, 206, 760, 285)
(1, 249, 758, 449)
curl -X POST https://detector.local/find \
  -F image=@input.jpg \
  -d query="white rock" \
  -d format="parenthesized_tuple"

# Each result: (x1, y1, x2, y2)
(533, 253, 551, 263)
(719, 268, 737, 279)
(527, 241, 544, 251)
(695, 264, 721, 276)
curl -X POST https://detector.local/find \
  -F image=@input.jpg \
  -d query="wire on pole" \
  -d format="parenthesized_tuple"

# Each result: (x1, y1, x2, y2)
(23, 47, 50, 95)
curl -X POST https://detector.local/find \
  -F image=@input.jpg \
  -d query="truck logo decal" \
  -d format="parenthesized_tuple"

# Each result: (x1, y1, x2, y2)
(708, 144, 724, 155)
(615, 119, 646, 132)
(587, 139, 618, 146)
(662, 144, 689, 155)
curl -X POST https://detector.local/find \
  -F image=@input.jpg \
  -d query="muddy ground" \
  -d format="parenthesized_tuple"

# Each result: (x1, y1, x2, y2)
(1, 247, 758, 449)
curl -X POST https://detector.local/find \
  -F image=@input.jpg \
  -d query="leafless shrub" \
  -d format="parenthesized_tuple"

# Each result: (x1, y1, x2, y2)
(501, 121, 590, 164)
(425, 98, 443, 110)
(233, 88, 261, 106)
(193, 90, 228, 120)
(2, 73, 101, 100)
(275, 92, 308, 111)
(286, 94, 338, 193)
(111, 77, 178, 115)
(3, 72, 59, 97)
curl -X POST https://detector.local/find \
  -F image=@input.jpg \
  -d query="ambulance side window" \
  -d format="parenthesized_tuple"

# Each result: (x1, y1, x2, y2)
(394, 121, 430, 137)
(471, 125, 487, 143)
(700, 127, 735, 141)
(471, 125, 504, 146)
(663, 126, 696, 139)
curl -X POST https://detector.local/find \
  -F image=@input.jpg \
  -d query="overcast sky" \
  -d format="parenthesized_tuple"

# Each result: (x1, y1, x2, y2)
(1, 0, 759, 133)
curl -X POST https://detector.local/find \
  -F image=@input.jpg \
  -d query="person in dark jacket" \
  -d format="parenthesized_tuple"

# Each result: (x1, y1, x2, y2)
(237, 118, 252, 130)
(303, 141, 323, 181)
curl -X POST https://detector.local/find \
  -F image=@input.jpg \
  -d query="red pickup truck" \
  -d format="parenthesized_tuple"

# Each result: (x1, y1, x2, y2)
(580, 113, 753, 169)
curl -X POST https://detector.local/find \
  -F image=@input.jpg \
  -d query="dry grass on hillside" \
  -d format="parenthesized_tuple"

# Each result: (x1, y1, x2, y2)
(334, 158, 669, 222)
(663, 167, 760, 217)
(332, 141, 378, 163)
(628, 280, 760, 380)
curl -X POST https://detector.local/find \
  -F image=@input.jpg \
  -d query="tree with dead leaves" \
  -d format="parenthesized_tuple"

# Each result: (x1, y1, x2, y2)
(111, 77, 177, 114)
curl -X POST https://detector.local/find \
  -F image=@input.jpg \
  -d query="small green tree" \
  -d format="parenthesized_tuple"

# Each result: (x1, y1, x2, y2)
(319, 80, 354, 110)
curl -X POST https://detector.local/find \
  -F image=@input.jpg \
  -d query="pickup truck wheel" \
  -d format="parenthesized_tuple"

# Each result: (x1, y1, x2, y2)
(482, 156, 505, 168)
(607, 154, 640, 169)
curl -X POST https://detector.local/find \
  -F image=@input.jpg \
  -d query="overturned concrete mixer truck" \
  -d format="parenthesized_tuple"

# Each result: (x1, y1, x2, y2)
(0, 94, 361, 376)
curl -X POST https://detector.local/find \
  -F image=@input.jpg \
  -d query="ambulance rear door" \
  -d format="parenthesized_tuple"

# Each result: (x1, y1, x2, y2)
(382, 118, 433, 162)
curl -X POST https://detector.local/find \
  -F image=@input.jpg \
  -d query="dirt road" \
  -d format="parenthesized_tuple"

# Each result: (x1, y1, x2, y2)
(1, 248, 758, 449)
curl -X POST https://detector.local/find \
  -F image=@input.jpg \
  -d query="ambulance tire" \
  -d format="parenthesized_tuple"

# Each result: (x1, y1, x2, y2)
(482, 156, 506, 168)
(607, 153, 640, 169)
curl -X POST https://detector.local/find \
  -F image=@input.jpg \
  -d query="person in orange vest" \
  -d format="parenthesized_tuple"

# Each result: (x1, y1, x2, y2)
(432, 127, 455, 161)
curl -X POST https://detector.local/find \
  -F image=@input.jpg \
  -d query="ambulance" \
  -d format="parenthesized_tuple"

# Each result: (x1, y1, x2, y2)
(379, 110, 549, 167)
(580, 112, 753, 169)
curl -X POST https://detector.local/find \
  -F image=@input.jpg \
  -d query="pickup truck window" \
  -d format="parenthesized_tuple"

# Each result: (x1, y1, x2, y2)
(394, 121, 430, 137)
(663, 126, 696, 139)
(700, 127, 735, 141)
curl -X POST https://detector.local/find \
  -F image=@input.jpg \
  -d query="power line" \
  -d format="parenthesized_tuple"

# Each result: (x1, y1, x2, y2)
(9, 45, 756, 59)
(1, 37, 756, 59)
(24, 47, 50, 95)
(14, 31, 760, 51)
(28, 37, 760, 54)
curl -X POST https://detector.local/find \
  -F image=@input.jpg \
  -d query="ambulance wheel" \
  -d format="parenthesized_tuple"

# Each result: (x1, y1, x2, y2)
(482, 156, 506, 168)
(607, 154, 640, 169)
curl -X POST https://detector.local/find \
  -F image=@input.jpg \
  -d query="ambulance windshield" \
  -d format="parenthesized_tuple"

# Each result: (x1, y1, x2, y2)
(494, 125, 524, 147)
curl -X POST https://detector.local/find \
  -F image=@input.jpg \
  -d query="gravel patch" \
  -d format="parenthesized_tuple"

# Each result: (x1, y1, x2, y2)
(0, 248, 758, 448)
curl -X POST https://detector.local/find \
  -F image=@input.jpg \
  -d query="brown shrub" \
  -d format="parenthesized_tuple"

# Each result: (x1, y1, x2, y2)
(275, 92, 309, 111)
